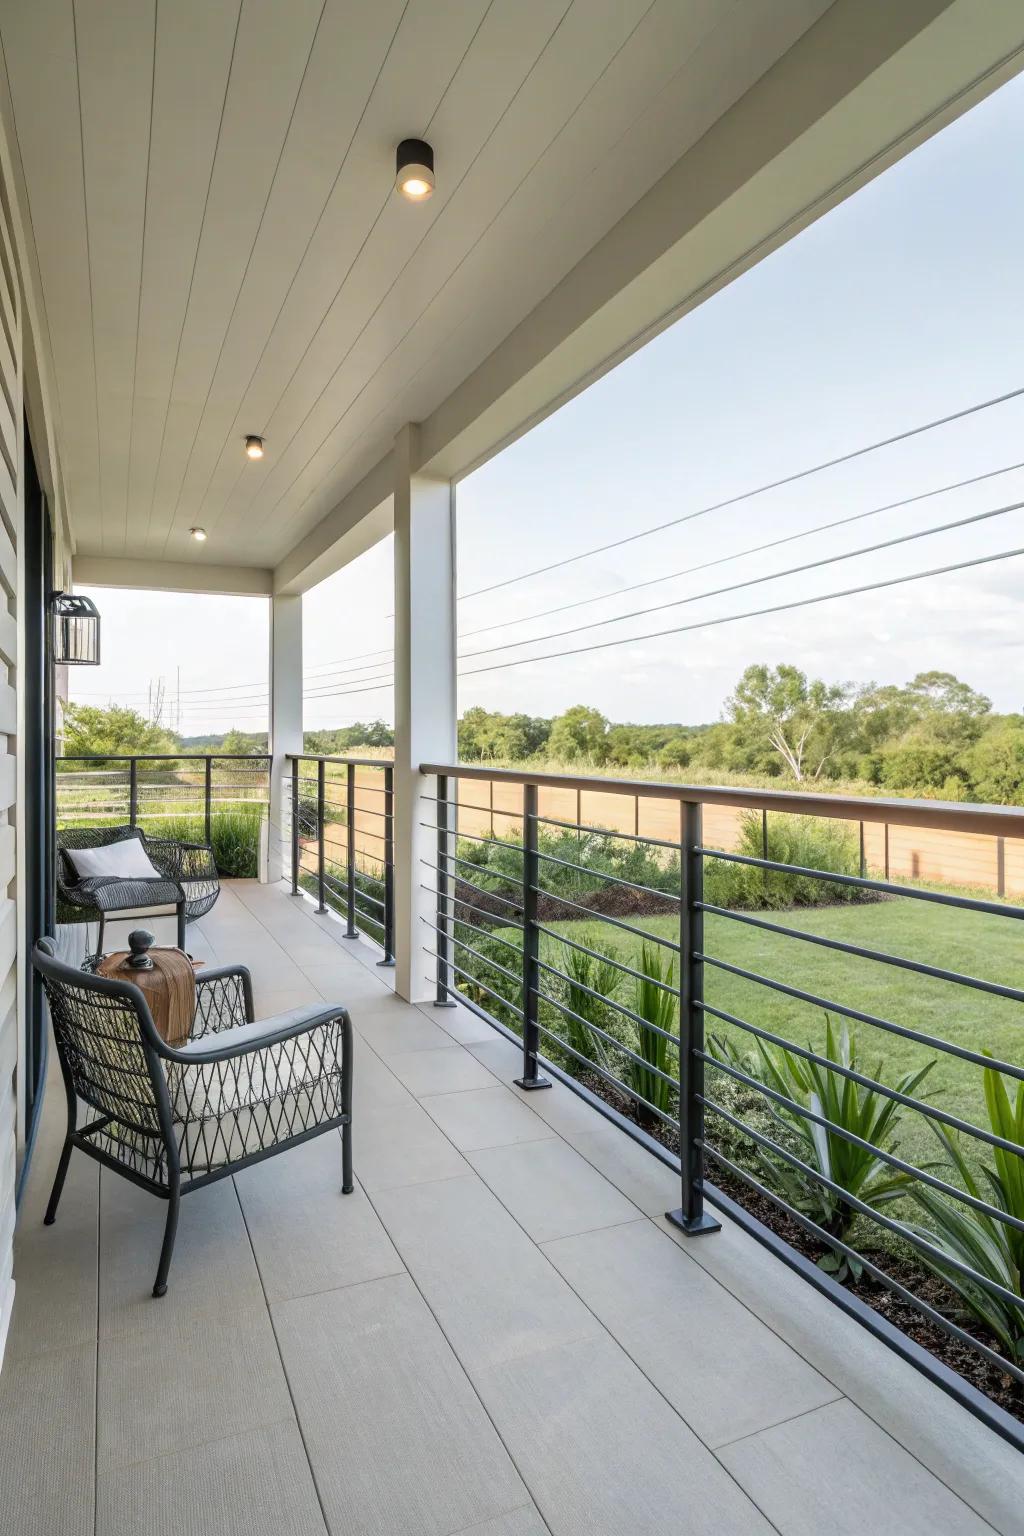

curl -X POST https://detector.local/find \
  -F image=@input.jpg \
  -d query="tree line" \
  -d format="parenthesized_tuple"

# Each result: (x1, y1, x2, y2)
(60, 663, 1024, 804)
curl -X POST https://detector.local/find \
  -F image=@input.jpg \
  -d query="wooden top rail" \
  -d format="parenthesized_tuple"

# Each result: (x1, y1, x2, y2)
(419, 762, 1024, 841)
(58, 753, 271, 763)
(286, 754, 392, 769)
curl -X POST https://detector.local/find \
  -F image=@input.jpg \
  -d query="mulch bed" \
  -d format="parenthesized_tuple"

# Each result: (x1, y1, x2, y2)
(575, 1069, 1024, 1426)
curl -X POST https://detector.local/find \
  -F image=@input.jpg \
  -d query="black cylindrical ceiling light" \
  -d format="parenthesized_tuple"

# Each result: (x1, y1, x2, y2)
(395, 139, 434, 202)
(51, 592, 101, 665)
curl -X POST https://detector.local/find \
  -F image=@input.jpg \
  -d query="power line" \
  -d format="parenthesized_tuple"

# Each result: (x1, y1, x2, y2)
(457, 497, 1024, 661)
(457, 459, 1024, 641)
(457, 384, 1024, 602)
(309, 542, 1024, 696)
(458, 544, 1024, 678)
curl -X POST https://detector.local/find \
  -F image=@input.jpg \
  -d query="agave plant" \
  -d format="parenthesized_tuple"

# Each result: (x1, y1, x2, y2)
(711, 1017, 935, 1279)
(628, 943, 679, 1129)
(559, 944, 622, 1070)
(908, 1063, 1024, 1362)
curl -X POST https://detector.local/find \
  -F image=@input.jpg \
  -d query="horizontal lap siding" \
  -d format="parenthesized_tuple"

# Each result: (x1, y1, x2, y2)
(0, 181, 17, 1370)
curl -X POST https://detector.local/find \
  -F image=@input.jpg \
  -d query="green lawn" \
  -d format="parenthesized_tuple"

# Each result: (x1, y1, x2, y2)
(536, 897, 1024, 1178)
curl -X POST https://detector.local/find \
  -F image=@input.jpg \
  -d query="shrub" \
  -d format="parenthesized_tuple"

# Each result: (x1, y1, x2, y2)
(627, 943, 679, 1128)
(710, 1017, 934, 1279)
(909, 1063, 1024, 1362)
(554, 943, 624, 1071)
(703, 811, 879, 911)
(154, 806, 263, 879)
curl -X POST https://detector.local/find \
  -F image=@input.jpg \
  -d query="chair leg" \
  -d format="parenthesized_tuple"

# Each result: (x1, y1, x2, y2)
(153, 1184, 181, 1298)
(43, 1136, 74, 1226)
(342, 1120, 353, 1195)
(176, 902, 186, 950)
(96, 911, 105, 955)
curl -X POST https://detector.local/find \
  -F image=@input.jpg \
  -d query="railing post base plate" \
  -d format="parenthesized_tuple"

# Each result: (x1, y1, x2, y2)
(433, 999, 457, 1009)
(514, 1074, 552, 1091)
(376, 956, 395, 968)
(665, 1207, 721, 1236)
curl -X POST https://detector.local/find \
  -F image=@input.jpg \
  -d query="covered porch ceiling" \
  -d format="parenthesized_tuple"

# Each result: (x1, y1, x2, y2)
(2, 1, 1023, 595)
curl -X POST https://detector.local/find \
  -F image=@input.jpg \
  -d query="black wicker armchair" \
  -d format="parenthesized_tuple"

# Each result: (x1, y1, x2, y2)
(33, 937, 354, 1296)
(57, 824, 220, 952)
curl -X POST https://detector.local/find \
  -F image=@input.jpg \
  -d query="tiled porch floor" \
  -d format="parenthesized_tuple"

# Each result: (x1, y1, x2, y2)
(2, 881, 1022, 1535)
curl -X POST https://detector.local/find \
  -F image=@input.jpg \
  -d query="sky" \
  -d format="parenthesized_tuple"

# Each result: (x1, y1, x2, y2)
(73, 69, 1024, 735)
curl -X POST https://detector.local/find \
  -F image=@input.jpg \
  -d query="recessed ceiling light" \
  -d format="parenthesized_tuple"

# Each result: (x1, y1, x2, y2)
(245, 434, 265, 460)
(189, 526, 207, 542)
(395, 139, 434, 202)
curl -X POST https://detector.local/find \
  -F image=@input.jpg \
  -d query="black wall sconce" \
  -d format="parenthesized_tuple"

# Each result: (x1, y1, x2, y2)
(51, 591, 101, 665)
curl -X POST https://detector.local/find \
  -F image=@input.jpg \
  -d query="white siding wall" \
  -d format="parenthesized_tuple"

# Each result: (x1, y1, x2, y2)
(0, 180, 20, 1367)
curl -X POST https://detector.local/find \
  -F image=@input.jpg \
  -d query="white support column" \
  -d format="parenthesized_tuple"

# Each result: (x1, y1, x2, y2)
(392, 424, 457, 1002)
(266, 592, 303, 883)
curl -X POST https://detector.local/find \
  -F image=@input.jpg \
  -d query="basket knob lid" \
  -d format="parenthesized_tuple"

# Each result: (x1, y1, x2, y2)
(125, 929, 156, 970)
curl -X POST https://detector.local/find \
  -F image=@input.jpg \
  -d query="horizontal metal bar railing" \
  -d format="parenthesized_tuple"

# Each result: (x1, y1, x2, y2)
(699, 950, 1024, 1086)
(287, 755, 393, 962)
(421, 759, 1024, 837)
(416, 758, 1024, 1445)
(699, 845, 1024, 920)
(700, 901, 1024, 1003)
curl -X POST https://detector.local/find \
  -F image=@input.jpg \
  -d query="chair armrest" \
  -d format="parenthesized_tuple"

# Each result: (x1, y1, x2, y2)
(159, 1002, 351, 1064)
(192, 964, 254, 1037)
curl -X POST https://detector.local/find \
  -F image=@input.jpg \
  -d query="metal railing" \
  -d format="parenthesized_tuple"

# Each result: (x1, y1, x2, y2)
(56, 752, 270, 848)
(420, 761, 1024, 1446)
(286, 755, 394, 963)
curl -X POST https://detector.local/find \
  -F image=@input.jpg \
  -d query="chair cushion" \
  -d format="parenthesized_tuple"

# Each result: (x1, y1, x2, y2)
(66, 838, 162, 883)
(166, 1008, 345, 1173)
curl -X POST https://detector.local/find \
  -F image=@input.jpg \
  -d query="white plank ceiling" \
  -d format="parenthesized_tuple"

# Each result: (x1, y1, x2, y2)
(0, 0, 830, 570)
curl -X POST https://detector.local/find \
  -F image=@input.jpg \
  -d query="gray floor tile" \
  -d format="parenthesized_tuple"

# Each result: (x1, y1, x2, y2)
(9, 1151, 97, 1359)
(422, 1000, 504, 1046)
(97, 1419, 327, 1536)
(543, 1220, 838, 1447)
(371, 1174, 602, 1371)
(354, 1096, 470, 1192)
(274, 1273, 529, 1536)
(468, 1137, 639, 1243)
(235, 1131, 403, 1301)
(0, 1341, 95, 1536)
(386, 1045, 497, 1097)
(659, 1212, 1024, 1534)
(97, 1300, 292, 1472)
(357, 1008, 459, 1056)
(99, 1172, 264, 1337)
(718, 1398, 996, 1535)
(475, 1333, 774, 1536)
(465, 1034, 525, 1079)
(420, 1086, 555, 1151)
(455, 1510, 548, 1536)
(568, 1124, 680, 1216)
(352, 1033, 416, 1108)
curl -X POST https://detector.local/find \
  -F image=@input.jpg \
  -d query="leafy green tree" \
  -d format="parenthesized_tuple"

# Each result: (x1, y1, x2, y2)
(61, 703, 180, 760)
(967, 719, 1024, 805)
(725, 664, 851, 781)
(906, 670, 991, 719)
(547, 705, 610, 764)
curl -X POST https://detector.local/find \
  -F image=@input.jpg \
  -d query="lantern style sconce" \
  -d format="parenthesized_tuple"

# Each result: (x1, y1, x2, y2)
(51, 591, 101, 665)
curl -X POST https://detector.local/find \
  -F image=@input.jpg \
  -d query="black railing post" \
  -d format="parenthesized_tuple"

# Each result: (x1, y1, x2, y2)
(290, 759, 300, 895)
(204, 756, 213, 847)
(377, 764, 395, 965)
(859, 820, 866, 878)
(515, 781, 550, 1091)
(668, 799, 720, 1236)
(344, 761, 358, 938)
(434, 774, 456, 1007)
(129, 757, 138, 828)
(316, 758, 327, 913)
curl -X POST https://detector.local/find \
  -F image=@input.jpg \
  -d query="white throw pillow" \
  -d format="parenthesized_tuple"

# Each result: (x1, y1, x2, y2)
(67, 838, 162, 882)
